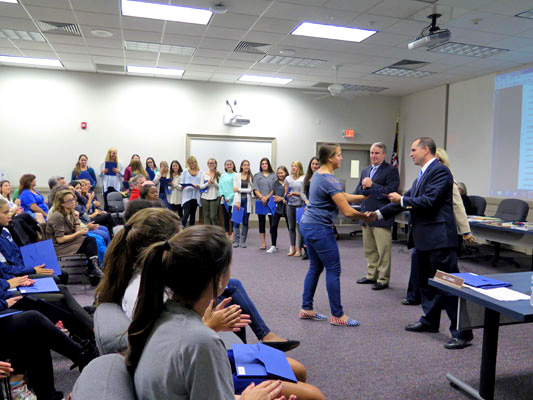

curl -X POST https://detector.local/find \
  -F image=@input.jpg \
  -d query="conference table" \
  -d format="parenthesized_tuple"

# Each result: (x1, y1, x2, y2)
(430, 271, 533, 400)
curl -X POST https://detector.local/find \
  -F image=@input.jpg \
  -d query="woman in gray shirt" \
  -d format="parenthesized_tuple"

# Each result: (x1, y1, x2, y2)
(253, 158, 276, 250)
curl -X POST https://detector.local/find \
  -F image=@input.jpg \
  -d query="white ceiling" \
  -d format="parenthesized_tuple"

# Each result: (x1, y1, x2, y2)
(0, 0, 532, 96)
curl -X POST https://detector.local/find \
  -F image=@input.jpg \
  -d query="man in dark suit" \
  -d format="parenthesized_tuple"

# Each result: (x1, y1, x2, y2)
(355, 142, 400, 290)
(368, 137, 473, 350)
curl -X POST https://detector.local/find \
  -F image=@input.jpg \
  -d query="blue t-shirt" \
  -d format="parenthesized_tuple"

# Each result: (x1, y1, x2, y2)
(19, 189, 49, 214)
(300, 173, 343, 226)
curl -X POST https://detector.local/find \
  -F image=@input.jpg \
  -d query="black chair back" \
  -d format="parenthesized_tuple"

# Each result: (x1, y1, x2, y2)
(494, 198, 529, 222)
(468, 195, 486, 216)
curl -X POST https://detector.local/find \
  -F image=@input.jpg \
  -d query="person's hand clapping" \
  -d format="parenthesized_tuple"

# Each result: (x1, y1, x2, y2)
(362, 177, 373, 188)
(6, 296, 22, 308)
(202, 298, 247, 332)
(8, 276, 31, 289)
(240, 380, 291, 400)
(33, 264, 54, 275)
(387, 192, 402, 203)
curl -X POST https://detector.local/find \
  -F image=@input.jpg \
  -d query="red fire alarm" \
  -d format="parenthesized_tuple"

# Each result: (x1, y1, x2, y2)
(344, 129, 355, 138)
(81, 122, 87, 129)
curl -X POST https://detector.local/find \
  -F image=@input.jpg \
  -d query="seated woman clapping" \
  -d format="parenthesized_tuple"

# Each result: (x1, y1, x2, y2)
(17, 174, 47, 223)
(126, 224, 324, 400)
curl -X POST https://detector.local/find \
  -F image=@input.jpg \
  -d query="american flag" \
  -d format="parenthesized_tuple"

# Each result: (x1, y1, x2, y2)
(391, 119, 399, 169)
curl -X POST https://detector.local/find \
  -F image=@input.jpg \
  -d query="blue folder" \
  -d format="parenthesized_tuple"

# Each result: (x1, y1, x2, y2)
(267, 197, 277, 215)
(231, 206, 245, 224)
(255, 200, 271, 215)
(0, 310, 23, 319)
(180, 183, 194, 188)
(20, 239, 61, 275)
(18, 277, 60, 294)
(105, 161, 117, 176)
(160, 177, 172, 195)
(200, 180, 209, 194)
(452, 273, 511, 289)
(223, 199, 230, 213)
(296, 206, 306, 224)
(232, 343, 297, 382)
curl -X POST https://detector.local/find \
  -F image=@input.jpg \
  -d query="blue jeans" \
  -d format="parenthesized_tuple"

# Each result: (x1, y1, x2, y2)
(218, 278, 270, 340)
(300, 223, 343, 317)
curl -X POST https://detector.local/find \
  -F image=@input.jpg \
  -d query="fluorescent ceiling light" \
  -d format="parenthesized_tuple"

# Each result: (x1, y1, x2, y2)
(259, 55, 326, 68)
(428, 42, 508, 58)
(515, 9, 533, 19)
(0, 29, 45, 41)
(121, 0, 212, 25)
(125, 40, 195, 56)
(0, 55, 62, 67)
(0, 0, 19, 3)
(127, 65, 184, 77)
(292, 22, 376, 43)
(239, 74, 293, 85)
(373, 67, 432, 78)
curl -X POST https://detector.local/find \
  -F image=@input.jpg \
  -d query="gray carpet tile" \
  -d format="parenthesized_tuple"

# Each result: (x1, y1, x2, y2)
(52, 226, 533, 399)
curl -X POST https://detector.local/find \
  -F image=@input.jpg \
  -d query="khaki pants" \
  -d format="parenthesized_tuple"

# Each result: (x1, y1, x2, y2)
(362, 225, 392, 284)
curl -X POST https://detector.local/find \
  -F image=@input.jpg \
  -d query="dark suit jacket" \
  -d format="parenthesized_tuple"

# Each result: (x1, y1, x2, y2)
(355, 161, 400, 228)
(379, 159, 457, 251)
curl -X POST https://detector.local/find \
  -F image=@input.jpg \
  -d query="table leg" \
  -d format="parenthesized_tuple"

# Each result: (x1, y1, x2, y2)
(479, 308, 500, 400)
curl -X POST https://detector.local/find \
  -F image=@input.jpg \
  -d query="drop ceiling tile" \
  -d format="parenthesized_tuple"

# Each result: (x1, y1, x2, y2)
(363, 31, 412, 46)
(447, 11, 532, 35)
(253, 17, 300, 34)
(227, 51, 264, 61)
(90, 47, 125, 57)
(218, 0, 271, 16)
(70, 0, 120, 14)
(350, 13, 400, 31)
(0, 4, 32, 18)
(122, 29, 162, 43)
(12, 41, 52, 51)
(220, 59, 255, 68)
(17, 49, 58, 58)
(190, 56, 223, 66)
(21, 0, 71, 8)
(57, 52, 93, 61)
(210, 13, 259, 30)
(482, 0, 533, 17)
(80, 25, 121, 40)
(244, 30, 287, 44)
(519, 28, 533, 39)
(24, 6, 76, 21)
(91, 55, 127, 65)
(211, 72, 239, 79)
(164, 21, 207, 36)
(195, 48, 231, 58)
(204, 27, 247, 41)
(322, 0, 382, 13)
(0, 38, 12, 48)
(186, 63, 215, 72)
(183, 70, 212, 79)
(443, 27, 509, 46)
(366, 0, 428, 18)
(62, 60, 96, 71)
(199, 37, 240, 51)
(490, 37, 533, 51)
(156, 60, 187, 68)
(383, 19, 429, 35)
(263, 3, 318, 20)
(121, 16, 164, 33)
(158, 53, 192, 64)
(0, 17, 39, 31)
(160, 33, 200, 47)
(0, 47, 22, 56)
(52, 43, 88, 53)
(249, 63, 284, 72)
(125, 49, 158, 60)
(75, 12, 122, 29)
(85, 38, 123, 49)
(44, 34, 86, 45)
(210, 77, 236, 83)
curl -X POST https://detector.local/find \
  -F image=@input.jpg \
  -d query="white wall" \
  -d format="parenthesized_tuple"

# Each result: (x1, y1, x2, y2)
(399, 85, 447, 190)
(0, 66, 400, 187)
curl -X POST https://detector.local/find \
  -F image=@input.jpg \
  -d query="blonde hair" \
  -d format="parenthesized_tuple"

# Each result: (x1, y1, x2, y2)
(52, 189, 76, 216)
(186, 156, 198, 173)
(291, 161, 304, 178)
(435, 148, 454, 176)
(160, 161, 170, 178)
(105, 147, 119, 164)
(130, 159, 148, 177)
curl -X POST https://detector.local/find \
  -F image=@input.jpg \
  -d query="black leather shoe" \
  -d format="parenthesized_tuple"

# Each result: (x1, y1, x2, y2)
(372, 283, 389, 290)
(262, 339, 300, 352)
(444, 338, 472, 350)
(356, 277, 376, 284)
(401, 298, 421, 305)
(405, 322, 439, 333)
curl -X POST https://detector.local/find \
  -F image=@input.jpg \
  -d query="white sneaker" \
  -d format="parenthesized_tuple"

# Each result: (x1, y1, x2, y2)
(266, 246, 278, 254)
(11, 381, 37, 400)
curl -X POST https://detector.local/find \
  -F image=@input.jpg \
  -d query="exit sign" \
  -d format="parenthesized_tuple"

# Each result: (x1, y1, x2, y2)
(344, 129, 355, 138)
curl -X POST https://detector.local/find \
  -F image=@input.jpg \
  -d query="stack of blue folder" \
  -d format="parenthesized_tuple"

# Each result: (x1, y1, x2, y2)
(452, 273, 511, 289)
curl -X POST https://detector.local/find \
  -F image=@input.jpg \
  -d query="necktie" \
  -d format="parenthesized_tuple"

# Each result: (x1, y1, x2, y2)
(416, 170, 423, 187)
(370, 166, 378, 179)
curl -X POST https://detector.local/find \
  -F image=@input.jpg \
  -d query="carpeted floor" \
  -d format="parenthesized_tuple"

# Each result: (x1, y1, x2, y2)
(55, 226, 533, 399)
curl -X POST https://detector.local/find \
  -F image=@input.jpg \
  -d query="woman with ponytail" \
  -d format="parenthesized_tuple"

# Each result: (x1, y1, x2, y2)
(126, 225, 324, 400)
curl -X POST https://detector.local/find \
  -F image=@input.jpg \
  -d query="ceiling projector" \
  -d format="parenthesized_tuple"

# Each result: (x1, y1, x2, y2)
(408, 13, 451, 50)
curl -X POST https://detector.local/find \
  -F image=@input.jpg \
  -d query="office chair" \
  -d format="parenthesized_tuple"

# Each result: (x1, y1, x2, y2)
(490, 199, 529, 267)
(106, 191, 126, 224)
(468, 195, 486, 216)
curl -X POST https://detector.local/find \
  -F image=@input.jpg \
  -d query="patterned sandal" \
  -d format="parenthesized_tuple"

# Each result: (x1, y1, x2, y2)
(299, 310, 328, 321)
(330, 316, 360, 327)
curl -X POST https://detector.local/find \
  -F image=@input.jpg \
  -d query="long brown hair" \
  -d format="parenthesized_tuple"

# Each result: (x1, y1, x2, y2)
(52, 189, 76, 216)
(18, 174, 36, 194)
(125, 225, 232, 373)
(130, 159, 148, 178)
(73, 154, 88, 178)
(95, 208, 181, 306)
(303, 156, 319, 197)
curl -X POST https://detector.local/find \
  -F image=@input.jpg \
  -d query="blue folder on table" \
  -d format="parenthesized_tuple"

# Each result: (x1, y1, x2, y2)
(255, 200, 271, 215)
(232, 343, 297, 382)
(268, 197, 277, 215)
(231, 206, 244, 224)
(452, 273, 511, 289)
(105, 162, 117, 176)
(0, 310, 23, 319)
(296, 207, 306, 224)
(20, 239, 61, 275)
(18, 277, 60, 294)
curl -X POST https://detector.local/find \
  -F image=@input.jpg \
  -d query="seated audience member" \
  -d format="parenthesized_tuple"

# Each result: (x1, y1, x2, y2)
(71, 154, 97, 190)
(0, 311, 98, 400)
(46, 189, 103, 286)
(129, 174, 147, 201)
(18, 174, 48, 223)
(139, 182, 160, 201)
(0, 180, 22, 217)
(126, 224, 323, 400)
(75, 180, 116, 241)
(96, 207, 299, 351)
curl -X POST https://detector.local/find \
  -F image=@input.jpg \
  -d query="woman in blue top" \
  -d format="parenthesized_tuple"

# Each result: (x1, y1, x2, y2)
(219, 160, 236, 239)
(18, 174, 48, 222)
(299, 144, 368, 327)
(71, 154, 97, 189)
(145, 157, 158, 181)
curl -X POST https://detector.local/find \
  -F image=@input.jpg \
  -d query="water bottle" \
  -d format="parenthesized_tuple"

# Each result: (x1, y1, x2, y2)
(531, 273, 533, 307)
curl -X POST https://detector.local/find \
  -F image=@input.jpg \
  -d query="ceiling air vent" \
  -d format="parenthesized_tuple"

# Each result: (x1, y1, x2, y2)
(95, 64, 124, 73)
(38, 20, 82, 36)
(390, 59, 429, 70)
(234, 41, 271, 54)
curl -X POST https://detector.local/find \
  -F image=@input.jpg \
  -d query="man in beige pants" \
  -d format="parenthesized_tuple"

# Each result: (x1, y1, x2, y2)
(355, 143, 400, 290)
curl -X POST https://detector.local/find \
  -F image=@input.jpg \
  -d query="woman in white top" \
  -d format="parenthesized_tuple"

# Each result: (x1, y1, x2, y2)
(99, 147, 124, 211)
(153, 161, 171, 209)
(180, 156, 202, 228)
(285, 161, 305, 257)
(168, 160, 183, 218)
(0, 180, 22, 216)
(200, 158, 220, 225)
(232, 160, 253, 248)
